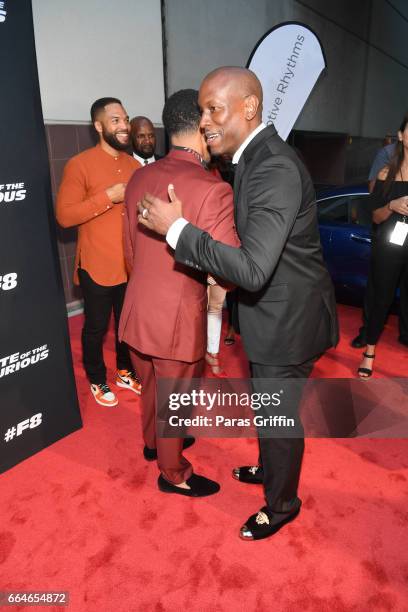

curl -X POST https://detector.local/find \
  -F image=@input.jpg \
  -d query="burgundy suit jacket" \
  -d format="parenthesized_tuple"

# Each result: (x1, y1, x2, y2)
(119, 149, 239, 362)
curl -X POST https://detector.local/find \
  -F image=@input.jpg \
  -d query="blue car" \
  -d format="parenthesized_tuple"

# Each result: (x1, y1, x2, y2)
(316, 185, 373, 304)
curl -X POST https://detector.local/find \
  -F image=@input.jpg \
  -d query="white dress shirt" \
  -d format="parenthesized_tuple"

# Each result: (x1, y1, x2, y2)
(133, 152, 156, 166)
(166, 123, 266, 249)
(231, 122, 266, 165)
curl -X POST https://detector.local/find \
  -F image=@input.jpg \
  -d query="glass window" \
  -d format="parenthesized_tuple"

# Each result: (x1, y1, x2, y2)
(349, 195, 371, 227)
(317, 196, 349, 223)
(318, 193, 371, 226)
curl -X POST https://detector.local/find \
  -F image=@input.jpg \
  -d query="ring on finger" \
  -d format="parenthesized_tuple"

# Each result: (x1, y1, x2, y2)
(142, 208, 149, 219)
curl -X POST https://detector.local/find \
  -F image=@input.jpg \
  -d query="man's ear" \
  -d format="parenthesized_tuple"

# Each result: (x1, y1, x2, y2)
(244, 94, 260, 121)
(94, 120, 103, 135)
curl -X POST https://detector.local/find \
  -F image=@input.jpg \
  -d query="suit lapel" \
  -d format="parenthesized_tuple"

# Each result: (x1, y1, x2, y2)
(233, 157, 245, 227)
(242, 124, 277, 162)
(232, 125, 278, 235)
(233, 156, 245, 199)
(233, 125, 277, 197)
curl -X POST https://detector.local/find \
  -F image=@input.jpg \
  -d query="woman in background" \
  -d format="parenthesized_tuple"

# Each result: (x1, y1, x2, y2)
(358, 113, 408, 377)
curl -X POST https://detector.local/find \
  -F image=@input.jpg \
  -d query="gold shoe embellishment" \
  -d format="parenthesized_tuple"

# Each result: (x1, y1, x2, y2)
(255, 511, 270, 525)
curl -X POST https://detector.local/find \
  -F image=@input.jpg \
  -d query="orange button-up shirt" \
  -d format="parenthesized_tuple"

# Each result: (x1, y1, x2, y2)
(56, 145, 140, 286)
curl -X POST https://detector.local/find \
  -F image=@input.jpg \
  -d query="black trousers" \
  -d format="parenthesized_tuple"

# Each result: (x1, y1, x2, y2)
(366, 241, 408, 345)
(78, 269, 132, 385)
(360, 247, 408, 342)
(251, 358, 314, 513)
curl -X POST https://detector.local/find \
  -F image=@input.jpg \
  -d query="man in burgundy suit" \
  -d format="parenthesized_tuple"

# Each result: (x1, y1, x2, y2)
(119, 89, 238, 497)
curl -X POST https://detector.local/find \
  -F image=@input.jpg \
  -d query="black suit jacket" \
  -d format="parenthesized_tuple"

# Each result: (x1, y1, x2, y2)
(176, 125, 338, 365)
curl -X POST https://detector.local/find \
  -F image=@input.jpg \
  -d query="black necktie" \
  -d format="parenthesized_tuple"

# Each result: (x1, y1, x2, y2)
(144, 159, 149, 165)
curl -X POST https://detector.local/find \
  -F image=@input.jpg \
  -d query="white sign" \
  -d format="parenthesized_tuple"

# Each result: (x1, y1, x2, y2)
(248, 23, 326, 141)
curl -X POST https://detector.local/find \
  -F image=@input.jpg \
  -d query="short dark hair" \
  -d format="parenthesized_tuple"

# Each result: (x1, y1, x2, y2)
(90, 97, 122, 123)
(162, 89, 200, 137)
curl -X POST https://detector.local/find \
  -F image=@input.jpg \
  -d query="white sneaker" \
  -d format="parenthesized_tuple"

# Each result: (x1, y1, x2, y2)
(90, 383, 118, 407)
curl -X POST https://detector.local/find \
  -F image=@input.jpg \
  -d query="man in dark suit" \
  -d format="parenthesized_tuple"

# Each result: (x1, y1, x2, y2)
(130, 116, 162, 166)
(119, 89, 238, 497)
(139, 67, 338, 539)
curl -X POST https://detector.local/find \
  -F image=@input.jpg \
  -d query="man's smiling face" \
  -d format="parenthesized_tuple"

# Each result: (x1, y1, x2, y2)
(199, 75, 248, 157)
(96, 103, 130, 151)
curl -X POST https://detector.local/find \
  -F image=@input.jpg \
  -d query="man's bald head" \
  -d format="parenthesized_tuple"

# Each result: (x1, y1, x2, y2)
(202, 66, 263, 113)
(130, 116, 154, 131)
(198, 66, 263, 157)
(130, 116, 156, 159)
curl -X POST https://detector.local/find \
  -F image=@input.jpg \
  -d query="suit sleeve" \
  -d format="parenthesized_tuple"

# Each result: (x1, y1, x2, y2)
(196, 180, 239, 290)
(196, 181, 239, 247)
(175, 155, 302, 292)
(56, 157, 113, 228)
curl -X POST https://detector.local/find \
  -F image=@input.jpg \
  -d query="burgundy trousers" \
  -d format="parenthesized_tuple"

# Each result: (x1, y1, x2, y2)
(130, 348, 204, 484)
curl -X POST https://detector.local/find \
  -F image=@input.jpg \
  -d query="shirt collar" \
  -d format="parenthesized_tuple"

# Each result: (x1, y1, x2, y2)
(133, 152, 156, 165)
(232, 122, 266, 165)
(171, 145, 207, 169)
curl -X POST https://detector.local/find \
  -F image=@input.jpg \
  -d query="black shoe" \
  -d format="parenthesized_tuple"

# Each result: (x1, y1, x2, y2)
(158, 473, 220, 497)
(240, 506, 300, 541)
(232, 465, 263, 484)
(351, 333, 367, 349)
(143, 437, 195, 461)
(398, 336, 408, 347)
(357, 351, 375, 378)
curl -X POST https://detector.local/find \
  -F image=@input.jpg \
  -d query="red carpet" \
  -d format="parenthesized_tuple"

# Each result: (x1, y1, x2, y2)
(1, 304, 408, 611)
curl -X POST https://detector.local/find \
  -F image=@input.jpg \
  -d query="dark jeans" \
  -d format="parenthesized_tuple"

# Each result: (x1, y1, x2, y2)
(78, 268, 132, 385)
(251, 357, 315, 513)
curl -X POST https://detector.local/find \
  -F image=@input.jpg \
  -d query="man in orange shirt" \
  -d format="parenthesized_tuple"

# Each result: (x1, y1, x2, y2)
(56, 97, 142, 407)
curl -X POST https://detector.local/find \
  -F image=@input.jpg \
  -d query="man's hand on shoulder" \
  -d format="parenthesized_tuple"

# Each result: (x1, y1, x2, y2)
(106, 182, 127, 204)
(138, 184, 183, 235)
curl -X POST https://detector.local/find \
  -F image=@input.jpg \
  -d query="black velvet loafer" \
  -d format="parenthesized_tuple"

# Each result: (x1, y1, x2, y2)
(158, 473, 220, 497)
(232, 465, 264, 484)
(143, 437, 195, 461)
(143, 446, 158, 461)
(239, 506, 300, 541)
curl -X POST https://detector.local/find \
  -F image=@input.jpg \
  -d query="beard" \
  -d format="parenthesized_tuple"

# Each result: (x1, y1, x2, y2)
(102, 126, 129, 151)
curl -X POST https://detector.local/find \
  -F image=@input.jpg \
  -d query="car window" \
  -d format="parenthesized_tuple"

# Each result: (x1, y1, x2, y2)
(318, 193, 371, 226)
(317, 196, 349, 223)
(349, 195, 371, 227)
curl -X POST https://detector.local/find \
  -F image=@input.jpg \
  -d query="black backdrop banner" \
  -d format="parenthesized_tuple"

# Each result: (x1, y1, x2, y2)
(0, 0, 82, 473)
